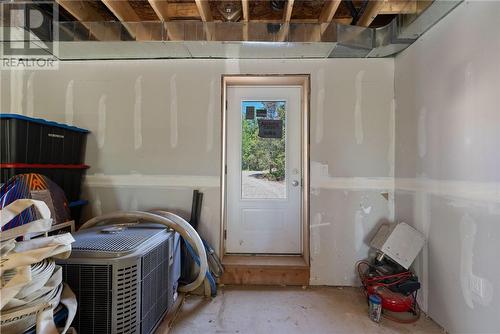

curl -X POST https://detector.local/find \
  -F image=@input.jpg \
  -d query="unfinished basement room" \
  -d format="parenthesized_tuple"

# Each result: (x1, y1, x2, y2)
(0, 0, 499, 333)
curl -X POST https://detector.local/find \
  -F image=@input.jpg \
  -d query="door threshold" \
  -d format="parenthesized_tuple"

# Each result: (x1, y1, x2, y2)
(221, 255, 309, 286)
(223, 254, 308, 268)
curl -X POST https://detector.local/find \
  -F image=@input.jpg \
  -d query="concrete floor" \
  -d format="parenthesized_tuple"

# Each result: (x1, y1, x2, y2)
(165, 286, 444, 334)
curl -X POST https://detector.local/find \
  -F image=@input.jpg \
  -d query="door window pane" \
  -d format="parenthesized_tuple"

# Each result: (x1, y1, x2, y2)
(241, 101, 286, 199)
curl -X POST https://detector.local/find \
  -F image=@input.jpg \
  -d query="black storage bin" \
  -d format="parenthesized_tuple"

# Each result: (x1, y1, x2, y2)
(0, 164, 89, 203)
(0, 114, 89, 165)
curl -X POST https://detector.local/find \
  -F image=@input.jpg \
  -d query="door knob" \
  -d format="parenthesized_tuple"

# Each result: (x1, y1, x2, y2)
(292, 180, 299, 187)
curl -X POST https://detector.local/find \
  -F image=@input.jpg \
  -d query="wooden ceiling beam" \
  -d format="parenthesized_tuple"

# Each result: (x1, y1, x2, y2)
(101, 0, 154, 40)
(194, 0, 213, 40)
(318, 0, 342, 35)
(319, 0, 342, 24)
(148, 0, 169, 20)
(357, 0, 386, 27)
(195, 0, 213, 22)
(282, 0, 295, 23)
(242, 0, 249, 40)
(146, 1, 184, 41)
(55, 0, 120, 40)
(56, 0, 106, 21)
(242, 0, 249, 21)
(277, 0, 295, 42)
(101, 0, 141, 22)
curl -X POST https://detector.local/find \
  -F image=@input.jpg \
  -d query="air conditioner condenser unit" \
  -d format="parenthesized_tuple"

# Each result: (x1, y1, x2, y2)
(58, 223, 180, 334)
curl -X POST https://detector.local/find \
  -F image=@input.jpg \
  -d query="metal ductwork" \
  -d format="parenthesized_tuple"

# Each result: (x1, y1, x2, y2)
(0, 1, 463, 59)
(330, 0, 463, 58)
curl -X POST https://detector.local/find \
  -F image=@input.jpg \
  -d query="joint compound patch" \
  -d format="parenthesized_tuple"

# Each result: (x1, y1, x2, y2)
(134, 76, 143, 150)
(460, 214, 493, 308)
(65, 80, 74, 125)
(97, 94, 107, 149)
(463, 62, 475, 149)
(315, 68, 325, 144)
(26, 72, 35, 117)
(354, 210, 365, 252)
(206, 79, 215, 152)
(418, 107, 427, 158)
(93, 195, 102, 217)
(130, 195, 138, 211)
(10, 70, 24, 115)
(354, 70, 365, 144)
(170, 74, 178, 148)
(388, 98, 395, 177)
(311, 213, 323, 255)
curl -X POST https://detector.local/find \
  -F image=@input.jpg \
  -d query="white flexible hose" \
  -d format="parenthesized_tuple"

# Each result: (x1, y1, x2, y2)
(79, 211, 208, 293)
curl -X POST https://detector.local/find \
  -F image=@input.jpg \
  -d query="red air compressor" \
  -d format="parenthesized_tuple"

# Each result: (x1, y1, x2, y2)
(358, 222, 426, 323)
(357, 259, 421, 323)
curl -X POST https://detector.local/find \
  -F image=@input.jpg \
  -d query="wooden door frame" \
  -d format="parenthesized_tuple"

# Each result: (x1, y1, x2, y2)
(220, 74, 311, 266)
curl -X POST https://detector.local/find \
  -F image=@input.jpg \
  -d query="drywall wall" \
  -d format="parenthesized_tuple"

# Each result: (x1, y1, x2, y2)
(0, 58, 394, 285)
(394, 1, 500, 333)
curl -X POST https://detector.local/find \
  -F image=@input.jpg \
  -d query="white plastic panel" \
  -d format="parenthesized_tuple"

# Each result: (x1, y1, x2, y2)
(370, 222, 425, 269)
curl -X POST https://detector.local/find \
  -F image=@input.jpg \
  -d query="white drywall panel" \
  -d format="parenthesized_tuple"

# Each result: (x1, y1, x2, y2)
(0, 58, 395, 285)
(395, 1, 500, 332)
(310, 188, 394, 285)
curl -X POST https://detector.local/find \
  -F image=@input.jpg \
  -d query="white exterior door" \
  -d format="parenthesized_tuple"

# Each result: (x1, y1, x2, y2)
(226, 86, 302, 254)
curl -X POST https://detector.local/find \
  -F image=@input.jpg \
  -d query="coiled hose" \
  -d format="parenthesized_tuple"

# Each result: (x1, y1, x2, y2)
(80, 211, 208, 293)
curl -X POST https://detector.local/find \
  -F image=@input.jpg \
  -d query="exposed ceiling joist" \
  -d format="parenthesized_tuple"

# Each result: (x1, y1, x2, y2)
(101, 0, 141, 21)
(282, 0, 295, 22)
(56, 0, 105, 21)
(242, 0, 249, 40)
(242, 0, 249, 21)
(146, 1, 187, 41)
(101, 0, 156, 40)
(319, 0, 342, 34)
(194, 0, 213, 39)
(195, 0, 213, 22)
(50, 0, 436, 43)
(55, 0, 119, 40)
(357, 0, 387, 27)
(277, 0, 295, 42)
(319, 0, 342, 23)
(148, 0, 169, 20)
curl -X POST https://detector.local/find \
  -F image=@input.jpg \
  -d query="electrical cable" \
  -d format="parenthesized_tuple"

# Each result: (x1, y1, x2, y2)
(183, 238, 217, 297)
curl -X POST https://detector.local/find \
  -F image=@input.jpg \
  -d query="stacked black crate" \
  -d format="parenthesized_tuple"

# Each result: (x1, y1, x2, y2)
(0, 114, 90, 223)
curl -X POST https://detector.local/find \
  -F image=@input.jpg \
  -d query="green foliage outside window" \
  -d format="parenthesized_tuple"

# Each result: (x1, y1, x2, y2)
(241, 102, 286, 181)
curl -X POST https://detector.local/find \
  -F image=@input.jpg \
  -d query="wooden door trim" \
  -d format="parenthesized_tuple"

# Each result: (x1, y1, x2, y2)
(220, 74, 311, 269)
